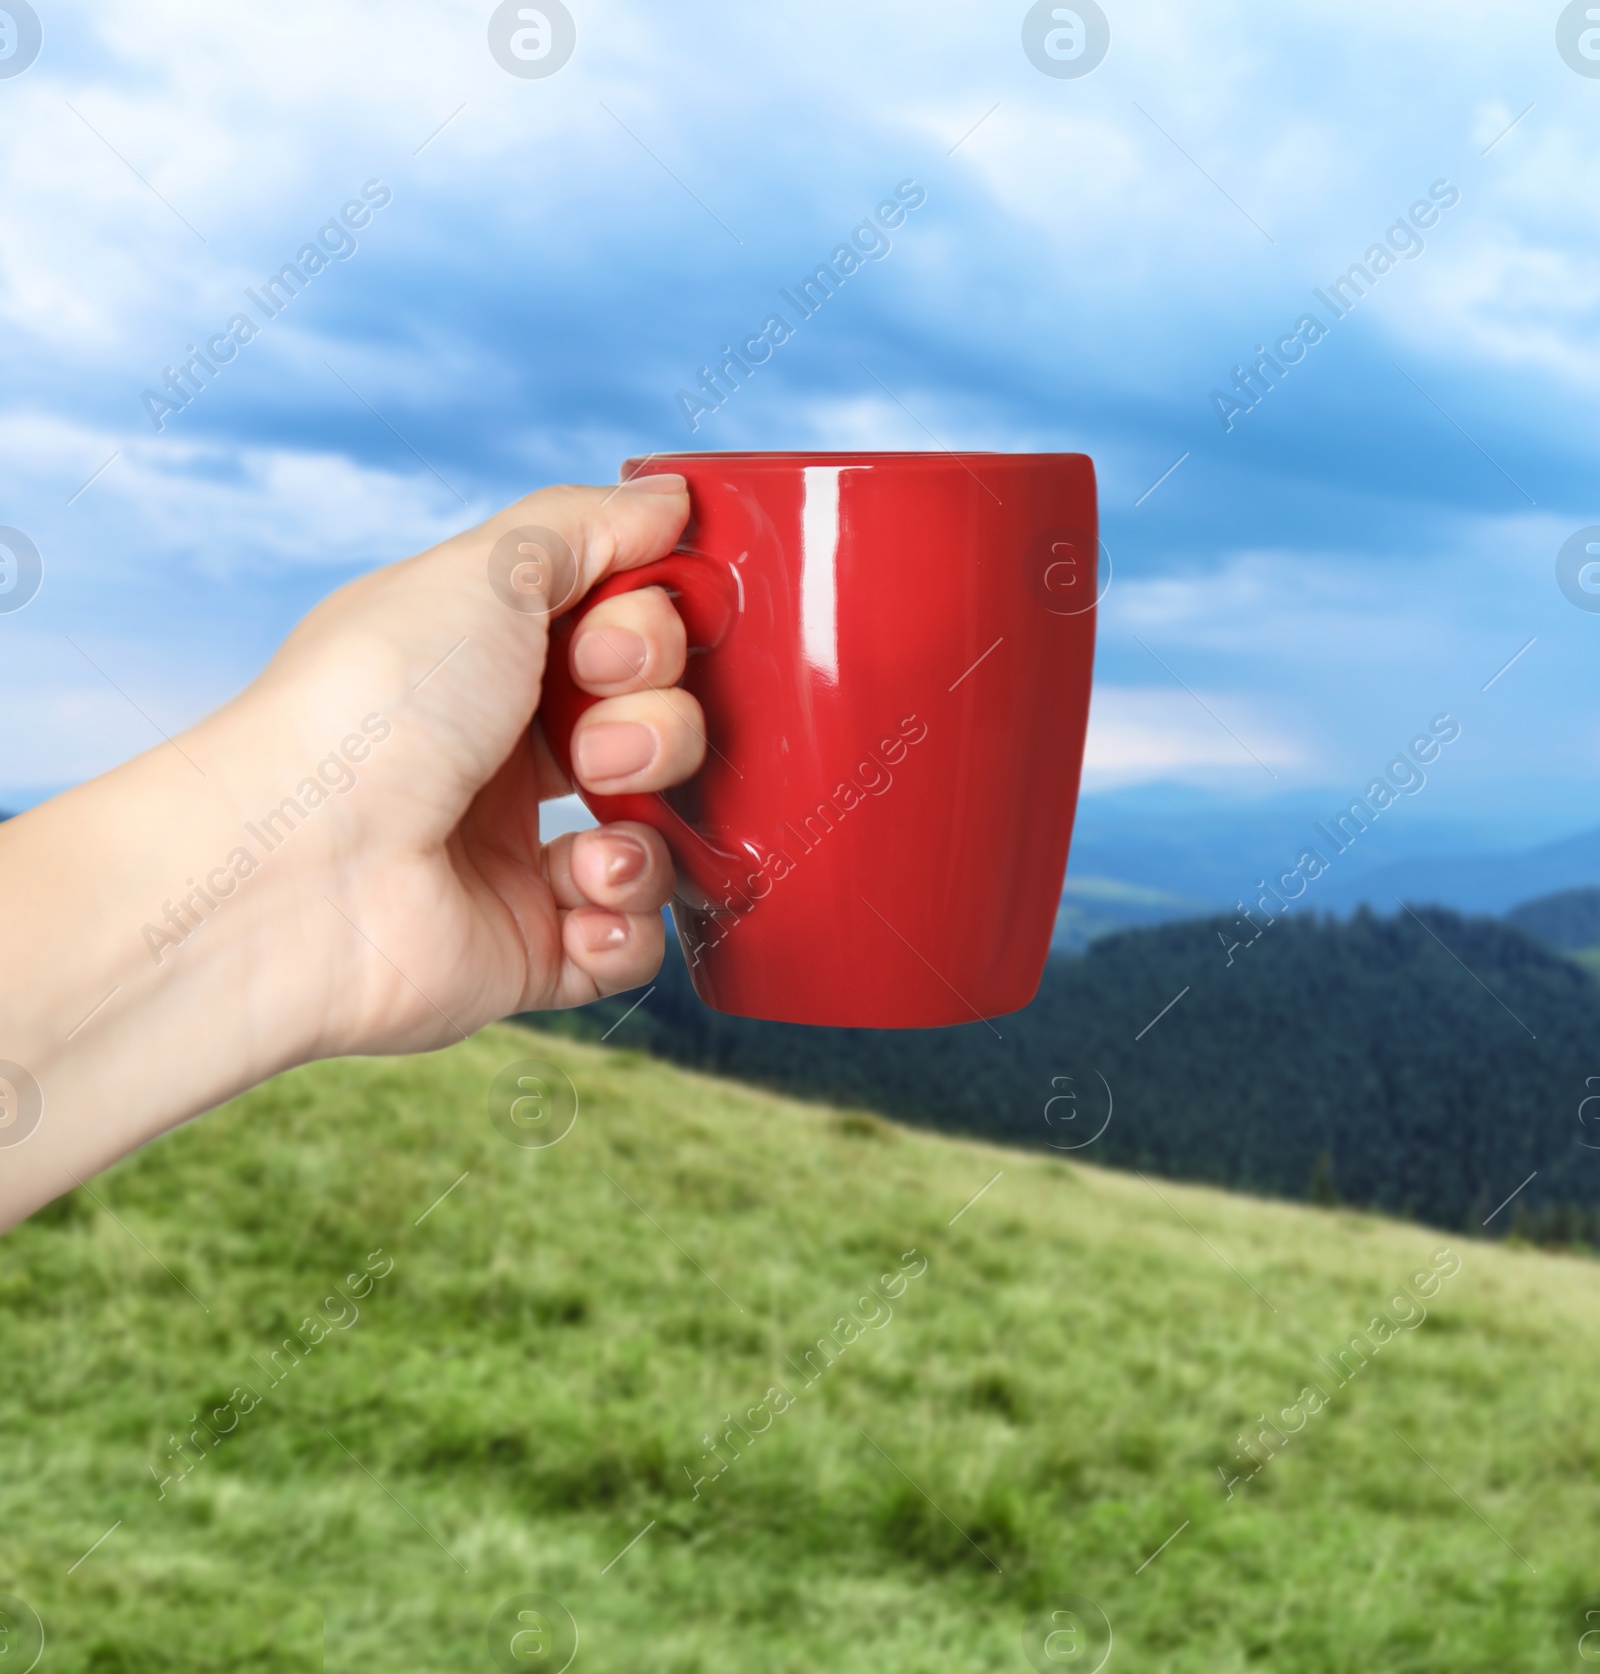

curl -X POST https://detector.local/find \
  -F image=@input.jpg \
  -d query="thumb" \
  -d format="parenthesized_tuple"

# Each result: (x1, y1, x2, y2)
(251, 475, 692, 812)
(470, 475, 691, 618)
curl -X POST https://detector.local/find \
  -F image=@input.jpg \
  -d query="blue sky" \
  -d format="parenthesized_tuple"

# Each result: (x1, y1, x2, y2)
(3, 0, 1598, 889)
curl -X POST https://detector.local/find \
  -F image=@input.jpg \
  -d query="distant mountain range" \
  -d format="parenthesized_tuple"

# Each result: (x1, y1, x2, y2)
(1319, 827, 1600, 916)
(1050, 876, 1208, 952)
(1058, 805, 1600, 944)
(1056, 866, 1600, 969)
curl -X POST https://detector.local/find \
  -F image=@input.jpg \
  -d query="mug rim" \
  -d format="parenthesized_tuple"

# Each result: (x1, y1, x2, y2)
(622, 450, 1091, 470)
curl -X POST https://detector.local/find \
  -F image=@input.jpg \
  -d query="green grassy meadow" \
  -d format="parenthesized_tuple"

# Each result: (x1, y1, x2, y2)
(4, 1024, 1600, 1670)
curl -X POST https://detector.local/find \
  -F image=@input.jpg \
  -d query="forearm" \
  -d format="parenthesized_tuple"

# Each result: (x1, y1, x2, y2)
(0, 697, 333, 1230)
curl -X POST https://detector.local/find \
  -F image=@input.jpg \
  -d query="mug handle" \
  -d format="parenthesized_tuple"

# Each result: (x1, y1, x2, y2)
(539, 550, 750, 905)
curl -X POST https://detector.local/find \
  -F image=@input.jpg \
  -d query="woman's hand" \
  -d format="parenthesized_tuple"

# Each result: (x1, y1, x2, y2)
(0, 476, 700, 1229)
(234, 475, 704, 1053)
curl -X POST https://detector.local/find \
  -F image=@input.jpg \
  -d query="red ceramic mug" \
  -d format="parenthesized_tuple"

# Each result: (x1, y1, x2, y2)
(540, 451, 1098, 1027)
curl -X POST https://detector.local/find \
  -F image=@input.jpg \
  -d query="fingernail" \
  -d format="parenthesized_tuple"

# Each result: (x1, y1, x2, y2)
(596, 831, 648, 886)
(621, 472, 687, 496)
(574, 721, 657, 782)
(578, 910, 630, 953)
(573, 627, 647, 684)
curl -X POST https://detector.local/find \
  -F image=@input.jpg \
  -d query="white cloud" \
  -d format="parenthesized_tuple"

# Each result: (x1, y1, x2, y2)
(107, 442, 479, 575)
(1081, 684, 1309, 791)
(1102, 516, 1578, 668)
(0, 410, 475, 576)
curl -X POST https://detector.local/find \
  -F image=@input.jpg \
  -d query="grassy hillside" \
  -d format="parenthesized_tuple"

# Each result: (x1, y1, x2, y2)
(1507, 886, 1600, 954)
(3, 1027, 1599, 1670)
